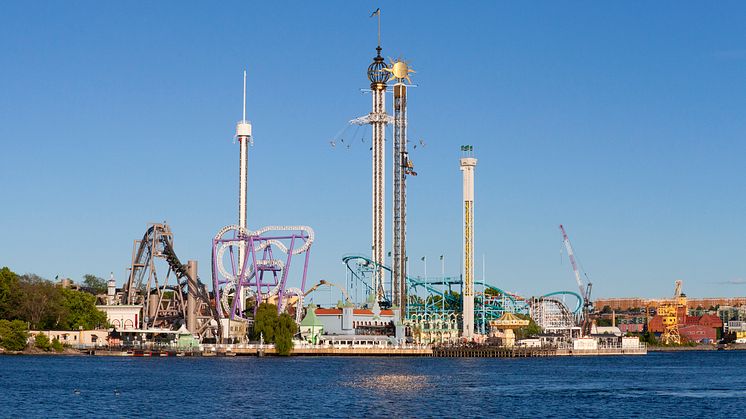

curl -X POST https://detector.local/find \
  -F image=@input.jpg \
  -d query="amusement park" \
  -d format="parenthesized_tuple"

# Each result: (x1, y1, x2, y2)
(85, 12, 647, 357)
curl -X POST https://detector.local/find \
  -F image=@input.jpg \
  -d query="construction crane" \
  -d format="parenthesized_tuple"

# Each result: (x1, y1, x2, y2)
(658, 280, 685, 345)
(304, 280, 352, 304)
(559, 225, 593, 336)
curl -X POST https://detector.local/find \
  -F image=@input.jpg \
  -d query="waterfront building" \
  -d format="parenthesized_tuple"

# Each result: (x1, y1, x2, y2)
(314, 306, 395, 336)
(590, 325, 623, 337)
(618, 322, 644, 334)
(718, 305, 746, 331)
(30, 330, 109, 347)
(678, 325, 716, 343)
(96, 304, 142, 330)
(299, 305, 324, 345)
(407, 313, 460, 345)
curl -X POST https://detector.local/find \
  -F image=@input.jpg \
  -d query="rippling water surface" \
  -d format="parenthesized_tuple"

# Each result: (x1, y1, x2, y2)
(1, 351, 744, 417)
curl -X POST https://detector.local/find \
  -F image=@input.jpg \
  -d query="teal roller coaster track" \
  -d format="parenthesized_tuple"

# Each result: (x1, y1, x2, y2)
(341, 254, 583, 333)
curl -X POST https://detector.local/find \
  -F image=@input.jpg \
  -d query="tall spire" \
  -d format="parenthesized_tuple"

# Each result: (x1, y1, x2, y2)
(242, 70, 246, 122)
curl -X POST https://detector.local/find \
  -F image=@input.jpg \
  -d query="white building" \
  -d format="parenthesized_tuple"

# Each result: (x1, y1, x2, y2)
(97, 305, 142, 330)
(314, 305, 395, 336)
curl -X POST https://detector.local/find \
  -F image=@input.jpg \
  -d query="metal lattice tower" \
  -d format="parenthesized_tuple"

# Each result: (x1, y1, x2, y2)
(460, 145, 477, 338)
(392, 82, 408, 315)
(367, 45, 390, 302)
(386, 55, 415, 317)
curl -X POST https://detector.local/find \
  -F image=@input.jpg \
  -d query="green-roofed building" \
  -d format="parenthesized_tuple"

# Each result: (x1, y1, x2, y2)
(299, 305, 324, 345)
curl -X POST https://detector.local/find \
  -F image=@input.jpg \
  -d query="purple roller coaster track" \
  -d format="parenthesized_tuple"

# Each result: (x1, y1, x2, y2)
(212, 224, 314, 320)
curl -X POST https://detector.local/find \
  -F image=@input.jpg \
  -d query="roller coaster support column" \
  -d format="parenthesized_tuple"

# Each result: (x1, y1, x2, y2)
(187, 260, 197, 333)
(460, 145, 477, 338)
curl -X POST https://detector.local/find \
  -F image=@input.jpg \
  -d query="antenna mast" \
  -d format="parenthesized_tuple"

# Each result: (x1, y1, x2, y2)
(242, 70, 247, 122)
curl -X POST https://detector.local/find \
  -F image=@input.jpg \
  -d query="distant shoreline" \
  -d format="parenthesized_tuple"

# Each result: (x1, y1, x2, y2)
(647, 344, 746, 352)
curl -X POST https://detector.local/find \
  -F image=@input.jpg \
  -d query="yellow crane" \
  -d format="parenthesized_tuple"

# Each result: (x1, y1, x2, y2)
(658, 280, 686, 345)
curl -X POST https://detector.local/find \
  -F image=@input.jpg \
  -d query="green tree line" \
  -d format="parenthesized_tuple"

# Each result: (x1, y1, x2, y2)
(0, 267, 107, 330)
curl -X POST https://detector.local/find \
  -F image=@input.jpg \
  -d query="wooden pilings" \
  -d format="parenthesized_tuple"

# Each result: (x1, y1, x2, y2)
(431, 347, 557, 358)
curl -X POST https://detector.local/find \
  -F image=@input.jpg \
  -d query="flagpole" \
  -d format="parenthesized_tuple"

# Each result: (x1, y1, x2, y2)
(377, 10, 381, 47)
(440, 255, 445, 313)
(482, 253, 486, 334)
(422, 256, 427, 316)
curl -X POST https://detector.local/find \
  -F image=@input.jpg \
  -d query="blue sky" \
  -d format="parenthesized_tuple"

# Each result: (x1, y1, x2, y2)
(1, 1, 745, 302)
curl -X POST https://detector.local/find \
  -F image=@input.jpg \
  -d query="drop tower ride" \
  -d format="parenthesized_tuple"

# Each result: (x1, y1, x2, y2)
(366, 14, 390, 302)
(460, 145, 477, 338)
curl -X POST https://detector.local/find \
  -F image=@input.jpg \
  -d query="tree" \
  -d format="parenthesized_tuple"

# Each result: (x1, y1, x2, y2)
(0, 267, 20, 319)
(58, 288, 108, 330)
(0, 269, 107, 331)
(252, 302, 278, 342)
(0, 319, 29, 351)
(514, 314, 541, 339)
(82, 274, 107, 295)
(275, 312, 297, 356)
(34, 333, 50, 351)
(641, 330, 657, 345)
(17, 274, 63, 329)
(252, 303, 297, 355)
(51, 337, 64, 353)
(597, 318, 613, 327)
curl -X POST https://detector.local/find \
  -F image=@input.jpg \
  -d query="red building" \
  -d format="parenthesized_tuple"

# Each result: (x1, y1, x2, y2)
(619, 323, 644, 333)
(679, 324, 716, 343)
(688, 313, 722, 328)
(648, 311, 723, 341)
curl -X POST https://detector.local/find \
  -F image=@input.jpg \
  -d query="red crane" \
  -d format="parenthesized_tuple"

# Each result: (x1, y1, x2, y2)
(559, 224, 594, 336)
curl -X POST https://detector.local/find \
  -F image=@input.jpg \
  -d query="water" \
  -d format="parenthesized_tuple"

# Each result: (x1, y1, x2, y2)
(1, 351, 744, 418)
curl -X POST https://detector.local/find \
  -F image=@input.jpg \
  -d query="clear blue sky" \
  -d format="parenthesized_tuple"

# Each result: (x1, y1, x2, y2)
(1, 1, 745, 302)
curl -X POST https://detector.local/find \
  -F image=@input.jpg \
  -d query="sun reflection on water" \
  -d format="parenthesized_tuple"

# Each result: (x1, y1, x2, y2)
(347, 374, 433, 393)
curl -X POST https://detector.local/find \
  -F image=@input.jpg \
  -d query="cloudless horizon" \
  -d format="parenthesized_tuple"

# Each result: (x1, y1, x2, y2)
(1, 1, 745, 303)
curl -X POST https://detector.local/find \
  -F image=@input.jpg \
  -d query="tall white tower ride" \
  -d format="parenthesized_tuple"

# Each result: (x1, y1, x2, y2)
(460, 145, 477, 338)
(366, 20, 390, 302)
(236, 70, 252, 313)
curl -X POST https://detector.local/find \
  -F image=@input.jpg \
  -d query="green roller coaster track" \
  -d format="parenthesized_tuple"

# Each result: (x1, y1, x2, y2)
(342, 254, 545, 331)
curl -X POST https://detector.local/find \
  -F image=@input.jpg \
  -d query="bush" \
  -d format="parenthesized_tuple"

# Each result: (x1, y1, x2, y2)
(0, 319, 29, 351)
(51, 337, 64, 353)
(34, 333, 51, 351)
